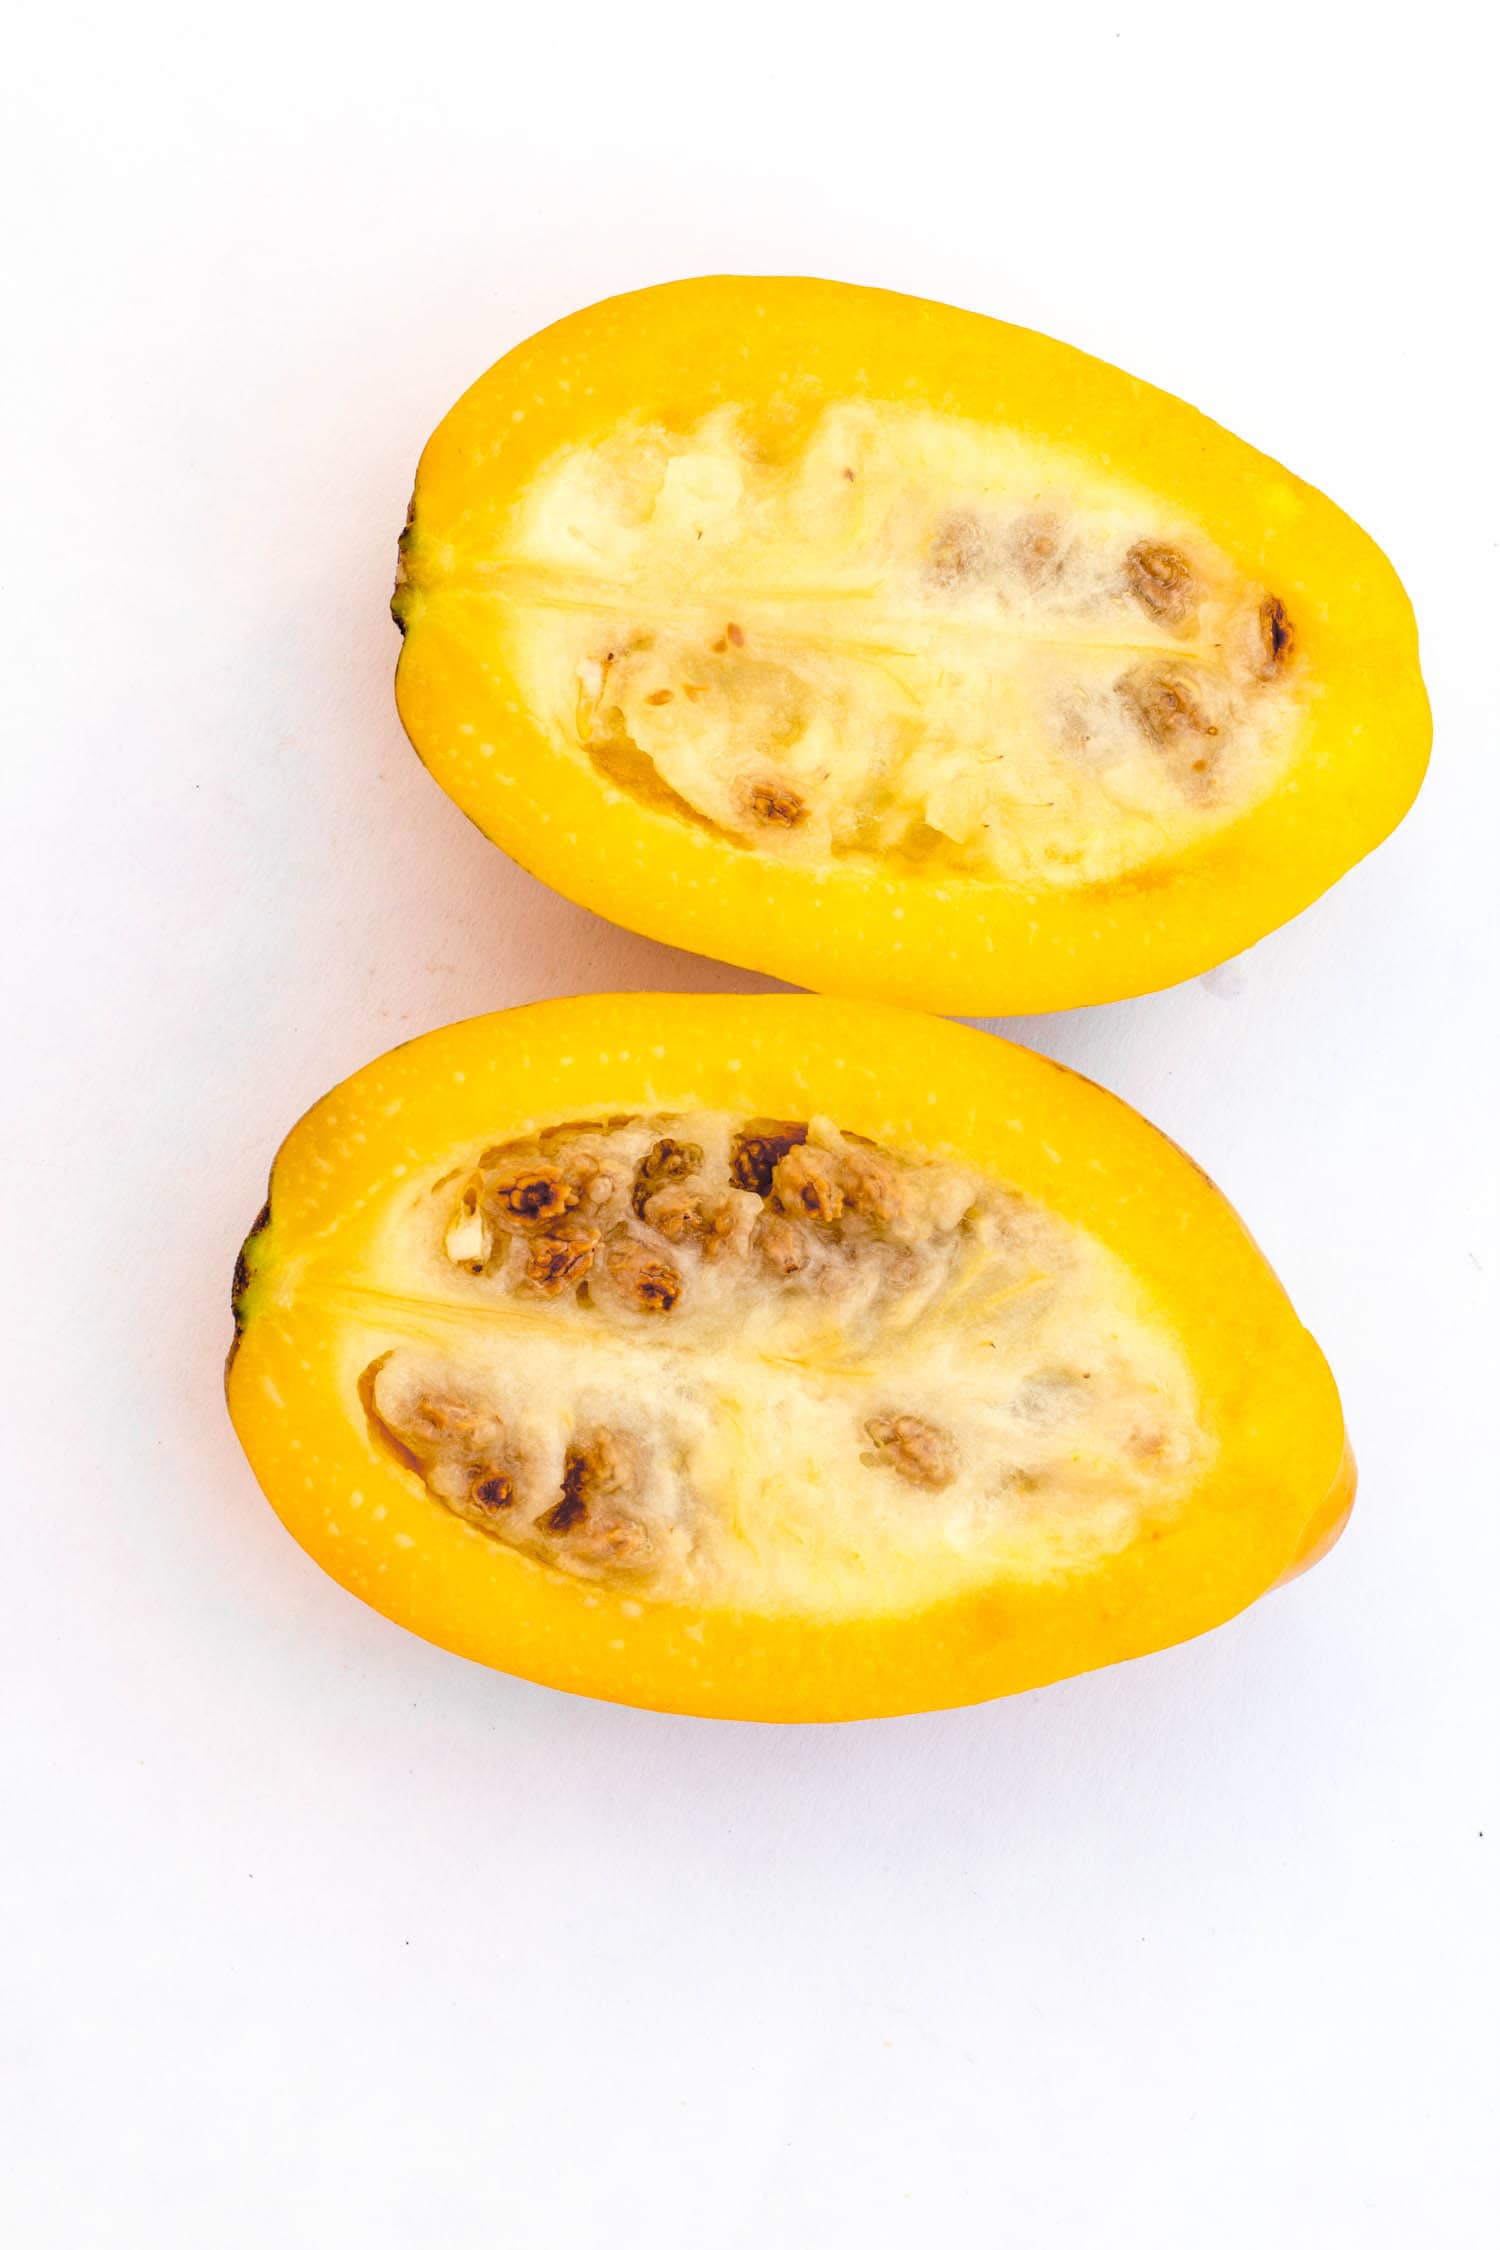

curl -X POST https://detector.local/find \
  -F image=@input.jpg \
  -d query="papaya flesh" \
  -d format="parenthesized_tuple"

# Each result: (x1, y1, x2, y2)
(227, 997, 1351, 1720)
(394, 276, 1430, 1015)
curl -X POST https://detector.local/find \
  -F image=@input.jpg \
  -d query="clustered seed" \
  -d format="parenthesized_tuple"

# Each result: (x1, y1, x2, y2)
(381, 1110, 1190, 1585)
(440, 1111, 972, 1321)
(362, 1358, 660, 1581)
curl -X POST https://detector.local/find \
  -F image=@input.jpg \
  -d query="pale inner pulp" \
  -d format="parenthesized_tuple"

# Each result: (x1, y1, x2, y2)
(352, 1110, 1210, 1617)
(489, 399, 1299, 887)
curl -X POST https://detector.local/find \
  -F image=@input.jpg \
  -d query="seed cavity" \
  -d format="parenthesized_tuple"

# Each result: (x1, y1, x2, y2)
(515, 403, 1309, 889)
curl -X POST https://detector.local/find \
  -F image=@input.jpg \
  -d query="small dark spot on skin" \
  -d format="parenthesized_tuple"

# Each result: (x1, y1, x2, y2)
(230, 1201, 272, 1334)
(730, 1122, 809, 1196)
(1258, 595, 1294, 676)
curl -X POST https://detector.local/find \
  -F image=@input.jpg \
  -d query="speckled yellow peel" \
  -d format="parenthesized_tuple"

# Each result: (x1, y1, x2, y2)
(227, 997, 1350, 1720)
(394, 276, 1430, 1015)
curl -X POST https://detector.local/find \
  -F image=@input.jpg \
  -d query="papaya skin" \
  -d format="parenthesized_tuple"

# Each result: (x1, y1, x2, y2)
(393, 276, 1430, 1016)
(226, 997, 1351, 1722)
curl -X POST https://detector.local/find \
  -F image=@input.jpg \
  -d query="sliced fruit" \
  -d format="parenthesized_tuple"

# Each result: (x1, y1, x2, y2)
(394, 276, 1430, 1013)
(227, 996, 1351, 1720)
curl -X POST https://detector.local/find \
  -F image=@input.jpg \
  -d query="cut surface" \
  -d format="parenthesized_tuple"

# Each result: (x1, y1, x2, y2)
(394, 278, 1430, 1013)
(351, 1109, 1208, 1617)
(226, 997, 1352, 1719)
(500, 401, 1299, 889)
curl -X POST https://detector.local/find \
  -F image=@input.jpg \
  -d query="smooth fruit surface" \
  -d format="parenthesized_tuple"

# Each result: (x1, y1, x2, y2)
(394, 276, 1429, 1013)
(227, 996, 1352, 1720)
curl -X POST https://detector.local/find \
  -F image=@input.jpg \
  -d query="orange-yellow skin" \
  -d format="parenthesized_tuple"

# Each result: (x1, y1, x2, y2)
(227, 997, 1351, 1721)
(394, 276, 1430, 1016)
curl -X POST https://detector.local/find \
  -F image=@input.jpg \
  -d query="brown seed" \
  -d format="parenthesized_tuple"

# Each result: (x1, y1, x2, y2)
(484, 1163, 580, 1226)
(538, 1432, 648, 1565)
(1007, 513, 1066, 585)
(631, 1136, 703, 1217)
(926, 512, 990, 589)
(726, 622, 745, 647)
(838, 1146, 910, 1228)
(743, 779, 809, 829)
(1118, 664, 1223, 800)
(730, 1121, 809, 1196)
(772, 1143, 845, 1223)
(539, 1486, 588, 1536)
(404, 1392, 504, 1451)
(468, 1469, 515, 1513)
(606, 1234, 683, 1312)
(522, 1230, 599, 1295)
(1118, 664, 1219, 746)
(645, 688, 674, 706)
(1258, 595, 1295, 676)
(640, 1183, 708, 1242)
(563, 1428, 637, 1506)
(755, 1212, 808, 1276)
(863, 1413, 959, 1492)
(1125, 542, 1196, 627)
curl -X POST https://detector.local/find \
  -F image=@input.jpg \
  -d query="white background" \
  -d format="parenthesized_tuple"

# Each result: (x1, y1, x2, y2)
(4, 4, 1496, 2244)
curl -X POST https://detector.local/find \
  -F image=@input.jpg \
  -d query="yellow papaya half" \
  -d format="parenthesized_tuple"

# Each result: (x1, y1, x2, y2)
(394, 276, 1429, 1015)
(227, 996, 1351, 1720)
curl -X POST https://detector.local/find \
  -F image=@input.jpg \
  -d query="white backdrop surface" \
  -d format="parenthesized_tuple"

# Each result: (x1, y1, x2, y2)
(4, 5, 1496, 2245)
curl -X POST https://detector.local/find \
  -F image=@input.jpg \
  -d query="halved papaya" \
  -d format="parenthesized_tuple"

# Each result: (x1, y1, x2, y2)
(394, 276, 1429, 1015)
(227, 996, 1351, 1720)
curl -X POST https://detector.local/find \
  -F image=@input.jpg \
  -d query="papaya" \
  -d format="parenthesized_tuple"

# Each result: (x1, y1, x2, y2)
(393, 276, 1429, 1015)
(226, 996, 1352, 1720)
